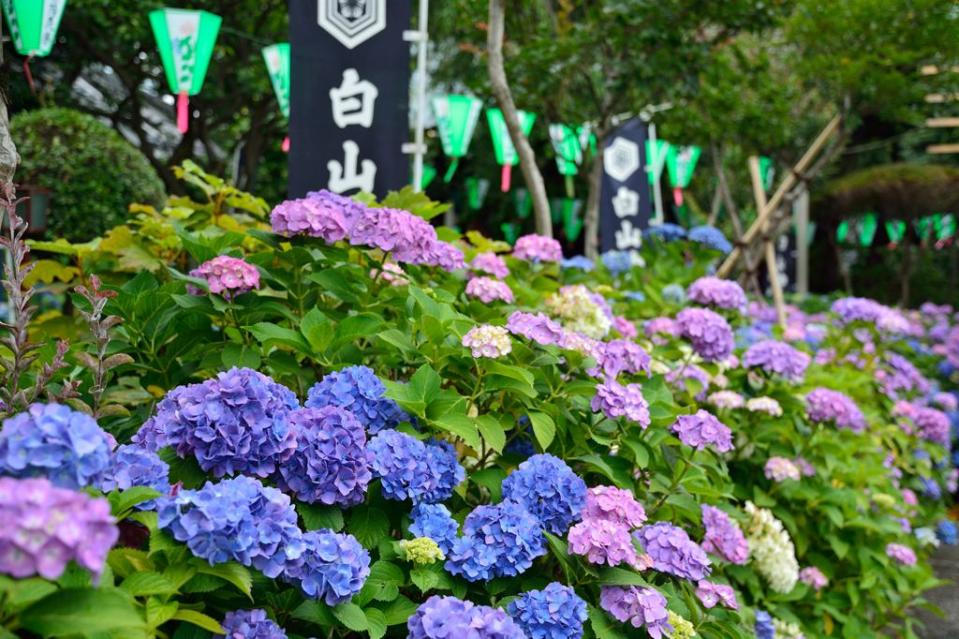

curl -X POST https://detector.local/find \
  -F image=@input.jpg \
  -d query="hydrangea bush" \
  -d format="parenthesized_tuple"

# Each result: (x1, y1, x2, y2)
(1, 185, 956, 639)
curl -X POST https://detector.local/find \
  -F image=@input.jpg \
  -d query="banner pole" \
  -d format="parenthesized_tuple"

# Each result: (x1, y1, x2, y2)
(648, 121, 664, 226)
(411, 0, 430, 192)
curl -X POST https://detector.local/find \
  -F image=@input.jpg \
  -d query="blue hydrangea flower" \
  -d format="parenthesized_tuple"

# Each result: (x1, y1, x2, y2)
(937, 520, 958, 545)
(561, 256, 595, 272)
(409, 503, 459, 555)
(661, 283, 686, 305)
(0, 403, 113, 490)
(277, 407, 372, 506)
(755, 610, 775, 639)
(367, 429, 464, 503)
(409, 595, 527, 639)
(157, 476, 304, 577)
(217, 609, 287, 639)
(98, 444, 170, 509)
(921, 477, 942, 500)
(623, 291, 646, 302)
(285, 529, 370, 606)
(133, 368, 299, 478)
(601, 251, 633, 276)
(644, 223, 687, 242)
(306, 366, 410, 434)
(446, 499, 546, 581)
(508, 582, 587, 639)
(502, 454, 587, 535)
(688, 225, 732, 254)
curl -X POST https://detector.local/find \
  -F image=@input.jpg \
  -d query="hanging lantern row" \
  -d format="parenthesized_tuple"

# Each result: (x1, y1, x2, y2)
(262, 42, 291, 151)
(838, 213, 958, 248)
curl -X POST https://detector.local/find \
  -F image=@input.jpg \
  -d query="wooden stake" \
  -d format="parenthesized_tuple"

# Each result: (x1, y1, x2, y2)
(717, 114, 842, 278)
(748, 156, 787, 329)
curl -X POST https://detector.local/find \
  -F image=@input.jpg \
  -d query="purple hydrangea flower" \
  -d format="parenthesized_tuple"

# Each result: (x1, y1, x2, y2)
(755, 610, 775, 639)
(805, 388, 866, 432)
(217, 609, 288, 639)
(502, 454, 587, 535)
(157, 476, 304, 578)
(589, 340, 651, 379)
(613, 316, 637, 339)
(583, 486, 647, 528)
(508, 583, 587, 639)
(644, 317, 679, 343)
(886, 543, 917, 566)
(513, 234, 563, 263)
(466, 277, 515, 304)
(284, 529, 370, 605)
(831, 297, 887, 326)
(913, 406, 951, 446)
(0, 403, 113, 490)
(446, 500, 546, 581)
(134, 368, 299, 478)
(306, 189, 370, 226)
(590, 379, 651, 429)
(599, 586, 672, 638)
(349, 207, 437, 264)
(742, 340, 811, 382)
(409, 503, 459, 555)
(98, 444, 170, 508)
(799, 566, 828, 590)
(367, 430, 464, 503)
(567, 518, 644, 568)
(700, 505, 748, 564)
(671, 410, 733, 453)
(687, 276, 746, 311)
(276, 407, 372, 506)
(409, 595, 527, 639)
(0, 477, 118, 580)
(675, 308, 734, 361)
(270, 197, 349, 243)
(189, 256, 260, 299)
(471, 252, 510, 279)
(666, 363, 710, 401)
(306, 365, 410, 434)
(765, 457, 801, 482)
(423, 241, 466, 271)
(635, 522, 711, 581)
(695, 580, 739, 609)
(507, 311, 565, 347)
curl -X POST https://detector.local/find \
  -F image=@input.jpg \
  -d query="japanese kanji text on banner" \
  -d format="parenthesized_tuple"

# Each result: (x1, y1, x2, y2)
(599, 118, 653, 254)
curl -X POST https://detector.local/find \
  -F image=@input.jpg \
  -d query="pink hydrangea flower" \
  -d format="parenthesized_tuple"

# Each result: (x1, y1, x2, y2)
(470, 252, 509, 279)
(886, 543, 916, 566)
(189, 256, 260, 299)
(583, 486, 647, 528)
(799, 566, 828, 590)
(764, 457, 801, 482)
(465, 277, 514, 304)
(700, 505, 748, 565)
(512, 234, 563, 263)
(695, 580, 738, 610)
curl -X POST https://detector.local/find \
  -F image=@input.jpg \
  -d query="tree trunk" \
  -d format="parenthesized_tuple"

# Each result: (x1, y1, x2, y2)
(487, 0, 551, 237)
(583, 143, 604, 258)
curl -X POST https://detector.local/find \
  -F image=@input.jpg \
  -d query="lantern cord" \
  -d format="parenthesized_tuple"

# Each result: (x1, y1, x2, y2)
(500, 164, 511, 192)
(23, 55, 36, 95)
(565, 175, 575, 199)
(443, 158, 459, 182)
(672, 187, 684, 207)
(177, 92, 190, 134)
(282, 136, 290, 153)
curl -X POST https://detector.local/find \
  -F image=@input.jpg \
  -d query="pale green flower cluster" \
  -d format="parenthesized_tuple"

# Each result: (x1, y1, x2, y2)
(773, 617, 805, 638)
(668, 611, 697, 638)
(399, 537, 445, 565)
(545, 285, 611, 339)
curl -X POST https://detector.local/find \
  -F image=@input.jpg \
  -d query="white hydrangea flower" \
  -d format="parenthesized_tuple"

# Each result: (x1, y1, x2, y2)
(744, 501, 799, 593)
(746, 396, 783, 416)
(462, 325, 512, 359)
(545, 285, 612, 339)
(773, 618, 805, 639)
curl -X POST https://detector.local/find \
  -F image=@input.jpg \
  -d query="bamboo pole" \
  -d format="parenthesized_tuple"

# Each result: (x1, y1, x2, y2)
(717, 114, 842, 278)
(748, 156, 787, 329)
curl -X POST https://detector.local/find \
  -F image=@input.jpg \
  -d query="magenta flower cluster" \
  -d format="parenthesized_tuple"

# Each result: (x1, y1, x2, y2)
(0, 477, 118, 581)
(805, 388, 866, 432)
(742, 340, 811, 382)
(512, 234, 563, 263)
(671, 410, 733, 453)
(687, 276, 747, 311)
(700, 505, 748, 564)
(675, 308, 734, 361)
(189, 256, 260, 299)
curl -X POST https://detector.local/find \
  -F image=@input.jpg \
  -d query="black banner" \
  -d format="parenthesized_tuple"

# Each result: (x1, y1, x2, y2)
(288, 0, 411, 198)
(599, 118, 653, 253)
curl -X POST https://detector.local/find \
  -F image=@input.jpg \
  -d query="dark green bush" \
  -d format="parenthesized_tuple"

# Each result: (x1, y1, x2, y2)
(11, 108, 166, 241)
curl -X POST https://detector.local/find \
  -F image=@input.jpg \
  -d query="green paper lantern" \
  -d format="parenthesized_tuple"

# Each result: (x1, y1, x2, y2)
(1, 0, 68, 57)
(501, 222, 520, 244)
(837, 220, 850, 244)
(577, 125, 597, 158)
(666, 144, 700, 206)
(645, 139, 669, 186)
(465, 177, 490, 211)
(150, 7, 222, 134)
(549, 124, 583, 197)
(935, 213, 956, 246)
(513, 188, 532, 220)
(915, 216, 935, 244)
(758, 156, 776, 192)
(855, 213, 878, 247)
(550, 198, 583, 241)
(433, 95, 483, 182)
(885, 220, 906, 245)
(262, 42, 290, 151)
(422, 164, 437, 190)
(486, 108, 536, 192)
